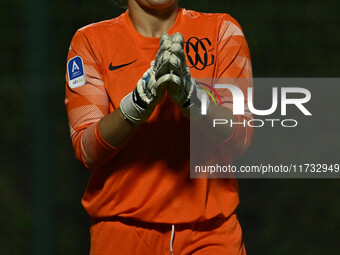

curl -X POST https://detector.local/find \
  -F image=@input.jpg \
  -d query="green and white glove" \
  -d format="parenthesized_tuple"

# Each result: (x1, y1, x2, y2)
(167, 32, 210, 119)
(120, 35, 172, 125)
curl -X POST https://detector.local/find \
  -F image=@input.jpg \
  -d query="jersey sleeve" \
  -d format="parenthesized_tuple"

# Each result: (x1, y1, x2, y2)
(214, 15, 254, 158)
(65, 30, 118, 169)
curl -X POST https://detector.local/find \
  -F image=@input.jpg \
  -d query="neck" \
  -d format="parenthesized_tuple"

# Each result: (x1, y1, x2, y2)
(128, 1, 178, 37)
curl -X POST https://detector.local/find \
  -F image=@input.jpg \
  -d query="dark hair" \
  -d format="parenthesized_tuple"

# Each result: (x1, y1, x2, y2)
(114, 0, 128, 8)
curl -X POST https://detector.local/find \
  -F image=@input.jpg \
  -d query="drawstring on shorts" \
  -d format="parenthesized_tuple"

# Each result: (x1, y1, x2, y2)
(170, 224, 175, 255)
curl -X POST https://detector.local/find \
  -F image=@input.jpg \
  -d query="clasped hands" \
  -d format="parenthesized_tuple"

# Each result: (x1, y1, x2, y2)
(120, 33, 208, 125)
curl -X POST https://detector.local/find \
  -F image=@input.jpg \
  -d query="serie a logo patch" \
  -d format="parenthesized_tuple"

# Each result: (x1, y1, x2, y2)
(67, 56, 86, 88)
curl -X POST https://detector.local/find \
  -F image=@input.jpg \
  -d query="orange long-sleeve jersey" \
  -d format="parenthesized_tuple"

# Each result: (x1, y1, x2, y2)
(65, 8, 253, 224)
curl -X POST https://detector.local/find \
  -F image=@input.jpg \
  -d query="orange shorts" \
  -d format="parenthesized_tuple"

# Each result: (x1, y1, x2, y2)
(89, 214, 246, 255)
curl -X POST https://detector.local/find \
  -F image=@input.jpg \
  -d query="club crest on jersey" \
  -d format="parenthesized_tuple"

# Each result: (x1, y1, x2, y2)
(67, 56, 86, 88)
(185, 37, 215, 70)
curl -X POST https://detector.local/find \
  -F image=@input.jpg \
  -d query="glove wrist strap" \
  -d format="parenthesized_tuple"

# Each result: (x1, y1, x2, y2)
(120, 92, 154, 125)
(181, 82, 211, 120)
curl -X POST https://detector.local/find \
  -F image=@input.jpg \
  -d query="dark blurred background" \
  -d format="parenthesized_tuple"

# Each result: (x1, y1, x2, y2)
(0, 0, 339, 254)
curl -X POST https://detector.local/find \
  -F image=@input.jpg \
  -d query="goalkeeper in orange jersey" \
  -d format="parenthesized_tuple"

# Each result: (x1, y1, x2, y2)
(65, 0, 253, 254)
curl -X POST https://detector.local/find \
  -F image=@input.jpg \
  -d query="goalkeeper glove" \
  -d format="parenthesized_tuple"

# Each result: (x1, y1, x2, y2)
(167, 33, 210, 119)
(120, 34, 172, 125)
(154, 33, 172, 79)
